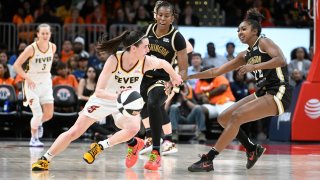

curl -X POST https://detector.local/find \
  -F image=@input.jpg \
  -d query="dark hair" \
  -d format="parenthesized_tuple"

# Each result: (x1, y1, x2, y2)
(56, 62, 67, 70)
(154, 1, 178, 19)
(226, 42, 235, 48)
(0, 62, 10, 79)
(192, 52, 202, 58)
(244, 8, 264, 36)
(96, 30, 146, 54)
(84, 66, 99, 83)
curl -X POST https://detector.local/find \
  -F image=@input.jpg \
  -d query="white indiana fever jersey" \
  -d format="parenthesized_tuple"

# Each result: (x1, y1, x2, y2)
(26, 41, 53, 80)
(106, 51, 145, 94)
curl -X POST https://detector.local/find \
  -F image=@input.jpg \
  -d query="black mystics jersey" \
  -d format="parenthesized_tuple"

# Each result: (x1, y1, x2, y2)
(244, 36, 289, 89)
(141, 23, 186, 90)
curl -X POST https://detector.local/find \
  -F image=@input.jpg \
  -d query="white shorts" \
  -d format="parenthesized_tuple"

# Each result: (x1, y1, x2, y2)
(80, 95, 122, 121)
(202, 101, 235, 119)
(25, 79, 54, 107)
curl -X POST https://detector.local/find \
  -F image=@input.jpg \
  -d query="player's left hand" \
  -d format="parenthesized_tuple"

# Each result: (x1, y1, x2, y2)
(237, 64, 256, 76)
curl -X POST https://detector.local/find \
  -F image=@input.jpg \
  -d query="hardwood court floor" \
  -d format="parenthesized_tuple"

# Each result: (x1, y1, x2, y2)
(1, 140, 320, 180)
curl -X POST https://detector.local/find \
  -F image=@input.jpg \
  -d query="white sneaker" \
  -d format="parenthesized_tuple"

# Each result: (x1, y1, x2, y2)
(29, 138, 44, 147)
(139, 137, 163, 155)
(161, 140, 178, 156)
(38, 125, 44, 138)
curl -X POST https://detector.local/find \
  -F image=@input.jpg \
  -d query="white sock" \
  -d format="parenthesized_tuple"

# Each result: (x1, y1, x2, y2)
(99, 139, 111, 149)
(43, 151, 54, 161)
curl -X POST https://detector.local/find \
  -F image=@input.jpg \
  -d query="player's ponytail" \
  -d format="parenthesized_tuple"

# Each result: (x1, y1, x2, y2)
(244, 8, 264, 36)
(96, 31, 130, 54)
(96, 30, 146, 54)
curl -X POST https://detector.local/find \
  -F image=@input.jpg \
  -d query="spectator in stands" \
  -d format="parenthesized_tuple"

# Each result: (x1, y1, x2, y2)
(111, 8, 130, 25)
(8, 42, 27, 65)
(35, 3, 62, 25)
(85, 5, 107, 33)
(77, 66, 98, 109)
(52, 62, 78, 91)
(202, 42, 228, 68)
(79, 0, 100, 18)
(225, 42, 236, 82)
(253, 0, 274, 27)
(187, 53, 202, 89)
(73, 36, 89, 58)
(33, 0, 47, 20)
(12, 6, 34, 42)
(288, 47, 311, 86)
(308, 46, 314, 61)
(169, 82, 205, 142)
(178, 4, 200, 26)
(55, 1, 72, 22)
(230, 70, 249, 101)
(60, 40, 74, 63)
(64, 8, 85, 39)
(73, 55, 89, 81)
(67, 54, 79, 74)
(0, 52, 15, 78)
(132, 5, 152, 27)
(194, 66, 236, 134)
(51, 53, 60, 77)
(0, 62, 14, 86)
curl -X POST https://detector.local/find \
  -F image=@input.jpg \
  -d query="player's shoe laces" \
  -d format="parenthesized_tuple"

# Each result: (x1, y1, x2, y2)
(161, 140, 178, 156)
(188, 154, 214, 172)
(144, 150, 161, 170)
(125, 137, 144, 168)
(246, 144, 266, 169)
(29, 138, 44, 147)
(32, 157, 49, 171)
(83, 143, 103, 164)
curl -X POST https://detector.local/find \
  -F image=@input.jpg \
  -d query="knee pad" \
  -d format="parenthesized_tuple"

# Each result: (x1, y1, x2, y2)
(30, 106, 43, 129)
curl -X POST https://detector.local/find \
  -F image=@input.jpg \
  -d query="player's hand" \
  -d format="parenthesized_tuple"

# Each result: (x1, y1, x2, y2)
(164, 82, 173, 96)
(171, 74, 183, 87)
(237, 64, 256, 76)
(25, 77, 36, 90)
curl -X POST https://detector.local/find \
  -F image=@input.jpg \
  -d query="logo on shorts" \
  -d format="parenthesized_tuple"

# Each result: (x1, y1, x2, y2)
(304, 99, 320, 119)
(87, 105, 100, 113)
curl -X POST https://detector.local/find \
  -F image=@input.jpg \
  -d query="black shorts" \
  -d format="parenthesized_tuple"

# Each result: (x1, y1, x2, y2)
(255, 85, 292, 115)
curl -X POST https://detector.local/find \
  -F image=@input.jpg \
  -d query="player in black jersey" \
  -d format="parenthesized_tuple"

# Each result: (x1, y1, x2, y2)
(187, 8, 292, 172)
(139, 1, 189, 170)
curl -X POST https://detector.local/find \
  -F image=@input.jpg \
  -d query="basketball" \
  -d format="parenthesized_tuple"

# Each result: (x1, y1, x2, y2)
(116, 90, 144, 117)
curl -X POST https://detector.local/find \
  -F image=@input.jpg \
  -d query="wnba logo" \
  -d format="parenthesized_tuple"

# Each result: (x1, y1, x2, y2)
(57, 88, 71, 101)
(304, 99, 320, 119)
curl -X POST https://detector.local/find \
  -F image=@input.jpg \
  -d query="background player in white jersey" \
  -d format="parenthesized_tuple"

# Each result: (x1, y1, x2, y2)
(13, 24, 56, 147)
(31, 30, 182, 171)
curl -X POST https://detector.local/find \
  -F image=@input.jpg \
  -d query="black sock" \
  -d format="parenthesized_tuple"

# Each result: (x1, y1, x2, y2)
(153, 146, 160, 155)
(145, 128, 152, 138)
(236, 128, 255, 152)
(207, 147, 219, 161)
(163, 134, 172, 142)
(127, 138, 137, 147)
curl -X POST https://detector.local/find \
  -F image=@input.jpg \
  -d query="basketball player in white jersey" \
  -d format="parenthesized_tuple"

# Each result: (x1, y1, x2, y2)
(31, 30, 182, 171)
(13, 24, 56, 147)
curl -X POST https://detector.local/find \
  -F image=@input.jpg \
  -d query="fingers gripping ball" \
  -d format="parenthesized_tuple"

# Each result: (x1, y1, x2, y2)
(117, 90, 144, 117)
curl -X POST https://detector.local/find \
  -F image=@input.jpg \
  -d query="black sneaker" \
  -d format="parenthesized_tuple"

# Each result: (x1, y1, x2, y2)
(246, 144, 266, 169)
(188, 154, 214, 172)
